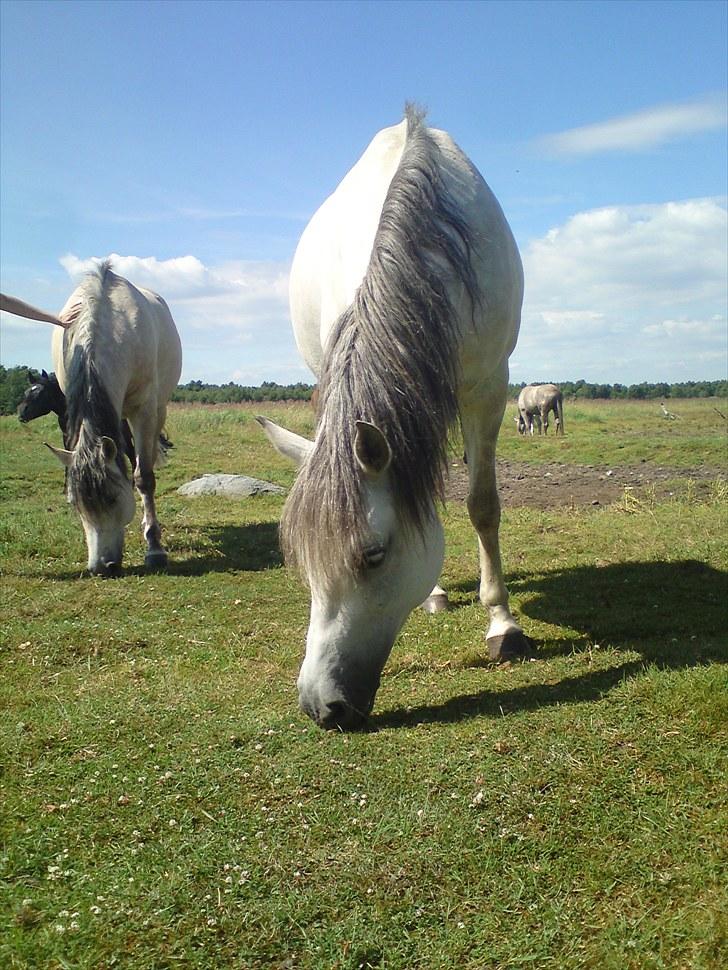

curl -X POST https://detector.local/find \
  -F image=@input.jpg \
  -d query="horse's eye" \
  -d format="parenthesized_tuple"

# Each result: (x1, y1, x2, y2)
(363, 546, 386, 569)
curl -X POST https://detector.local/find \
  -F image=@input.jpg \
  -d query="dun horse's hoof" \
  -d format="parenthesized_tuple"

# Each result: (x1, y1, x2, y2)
(144, 551, 168, 572)
(487, 630, 537, 662)
(421, 592, 450, 614)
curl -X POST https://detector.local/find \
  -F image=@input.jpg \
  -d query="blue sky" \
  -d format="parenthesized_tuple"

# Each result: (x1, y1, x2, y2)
(1, 0, 726, 384)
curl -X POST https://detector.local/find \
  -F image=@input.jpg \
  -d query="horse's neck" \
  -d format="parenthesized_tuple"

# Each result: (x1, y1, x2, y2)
(290, 121, 408, 371)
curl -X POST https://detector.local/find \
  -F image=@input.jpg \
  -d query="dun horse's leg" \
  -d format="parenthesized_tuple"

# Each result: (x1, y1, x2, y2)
(130, 412, 168, 570)
(462, 385, 535, 662)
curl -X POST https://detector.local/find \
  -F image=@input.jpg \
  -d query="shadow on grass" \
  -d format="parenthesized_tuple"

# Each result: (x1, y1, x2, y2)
(375, 559, 727, 729)
(512, 559, 727, 666)
(374, 660, 646, 729)
(35, 522, 283, 580)
(170, 522, 283, 575)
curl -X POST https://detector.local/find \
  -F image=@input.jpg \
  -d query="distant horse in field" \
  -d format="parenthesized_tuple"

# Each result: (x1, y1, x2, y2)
(28, 262, 182, 575)
(257, 106, 533, 729)
(517, 383, 564, 435)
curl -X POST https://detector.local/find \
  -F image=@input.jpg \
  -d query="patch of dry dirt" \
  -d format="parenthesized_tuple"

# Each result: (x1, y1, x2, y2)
(445, 459, 725, 509)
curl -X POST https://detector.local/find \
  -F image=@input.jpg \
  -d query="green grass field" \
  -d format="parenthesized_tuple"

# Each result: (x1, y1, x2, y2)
(1, 399, 727, 969)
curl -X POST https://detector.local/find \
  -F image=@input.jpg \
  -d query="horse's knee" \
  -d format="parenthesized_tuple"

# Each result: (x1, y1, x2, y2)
(467, 490, 501, 534)
(134, 467, 156, 495)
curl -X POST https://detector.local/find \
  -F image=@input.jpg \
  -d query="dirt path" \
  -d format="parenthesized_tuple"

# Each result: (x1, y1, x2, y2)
(445, 458, 725, 509)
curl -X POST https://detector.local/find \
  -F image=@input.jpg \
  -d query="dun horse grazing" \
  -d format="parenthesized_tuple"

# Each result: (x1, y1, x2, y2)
(517, 383, 564, 435)
(38, 262, 182, 575)
(257, 107, 533, 729)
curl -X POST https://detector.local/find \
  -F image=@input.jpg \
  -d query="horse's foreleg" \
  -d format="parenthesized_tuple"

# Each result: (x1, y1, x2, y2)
(463, 392, 535, 662)
(130, 417, 168, 570)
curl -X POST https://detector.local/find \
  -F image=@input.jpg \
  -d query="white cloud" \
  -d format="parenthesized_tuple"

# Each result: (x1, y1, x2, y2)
(514, 197, 728, 382)
(538, 94, 727, 157)
(61, 253, 214, 298)
(57, 252, 299, 383)
(643, 317, 723, 338)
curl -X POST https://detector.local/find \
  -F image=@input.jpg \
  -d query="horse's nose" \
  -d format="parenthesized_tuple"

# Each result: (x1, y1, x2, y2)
(90, 560, 121, 578)
(316, 699, 368, 731)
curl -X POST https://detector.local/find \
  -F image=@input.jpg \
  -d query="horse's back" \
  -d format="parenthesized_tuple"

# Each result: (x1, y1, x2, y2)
(290, 116, 522, 384)
(53, 270, 181, 412)
(519, 384, 561, 411)
(133, 284, 182, 401)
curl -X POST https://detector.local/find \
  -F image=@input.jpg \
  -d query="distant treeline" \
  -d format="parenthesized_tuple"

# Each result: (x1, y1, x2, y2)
(171, 380, 314, 404)
(172, 378, 728, 404)
(516, 379, 728, 401)
(1, 366, 726, 415)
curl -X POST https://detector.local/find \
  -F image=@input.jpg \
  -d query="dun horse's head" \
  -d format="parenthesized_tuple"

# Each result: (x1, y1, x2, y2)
(47, 435, 135, 576)
(258, 416, 444, 729)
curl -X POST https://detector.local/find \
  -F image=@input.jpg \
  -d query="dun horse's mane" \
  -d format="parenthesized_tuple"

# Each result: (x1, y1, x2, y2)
(281, 106, 482, 586)
(65, 261, 129, 509)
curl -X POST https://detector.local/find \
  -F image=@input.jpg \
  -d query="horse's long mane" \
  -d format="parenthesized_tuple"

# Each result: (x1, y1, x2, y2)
(65, 260, 129, 508)
(281, 106, 482, 586)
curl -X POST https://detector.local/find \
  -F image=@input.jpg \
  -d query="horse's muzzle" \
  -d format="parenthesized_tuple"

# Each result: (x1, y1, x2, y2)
(90, 560, 122, 578)
(317, 700, 369, 731)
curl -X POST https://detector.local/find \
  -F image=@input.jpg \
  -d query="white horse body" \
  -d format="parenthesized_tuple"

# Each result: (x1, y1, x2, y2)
(260, 109, 531, 728)
(290, 119, 520, 387)
(49, 264, 181, 574)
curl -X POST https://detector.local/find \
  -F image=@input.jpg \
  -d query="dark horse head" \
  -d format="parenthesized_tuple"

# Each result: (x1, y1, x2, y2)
(18, 370, 67, 430)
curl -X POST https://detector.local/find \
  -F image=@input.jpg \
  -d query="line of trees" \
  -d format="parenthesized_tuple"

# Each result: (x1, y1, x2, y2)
(171, 379, 314, 404)
(0, 365, 726, 415)
(514, 379, 728, 401)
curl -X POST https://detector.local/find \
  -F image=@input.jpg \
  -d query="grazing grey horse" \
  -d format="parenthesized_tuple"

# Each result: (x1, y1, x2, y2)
(517, 383, 564, 435)
(257, 106, 533, 729)
(38, 262, 182, 575)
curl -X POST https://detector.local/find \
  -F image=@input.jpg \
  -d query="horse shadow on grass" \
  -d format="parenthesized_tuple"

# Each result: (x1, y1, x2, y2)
(41, 522, 283, 580)
(373, 559, 727, 730)
(160, 521, 283, 576)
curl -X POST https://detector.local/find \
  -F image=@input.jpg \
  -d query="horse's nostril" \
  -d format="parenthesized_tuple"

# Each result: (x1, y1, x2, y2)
(321, 701, 348, 729)
(90, 561, 121, 578)
(318, 700, 368, 731)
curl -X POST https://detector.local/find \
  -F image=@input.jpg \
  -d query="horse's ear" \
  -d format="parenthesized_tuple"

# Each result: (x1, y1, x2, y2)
(100, 436, 117, 463)
(354, 421, 391, 478)
(41, 369, 49, 380)
(255, 416, 313, 467)
(45, 442, 74, 467)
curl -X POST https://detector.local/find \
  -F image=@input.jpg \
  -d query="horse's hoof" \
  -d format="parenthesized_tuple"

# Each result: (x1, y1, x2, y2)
(487, 630, 537, 662)
(421, 593, 450, 614)
(144, 551, 168, 572)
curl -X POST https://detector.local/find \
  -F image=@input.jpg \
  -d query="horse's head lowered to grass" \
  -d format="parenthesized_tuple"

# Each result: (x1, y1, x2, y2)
(257, 416, 445, 729)
(47, 432, 136, 577)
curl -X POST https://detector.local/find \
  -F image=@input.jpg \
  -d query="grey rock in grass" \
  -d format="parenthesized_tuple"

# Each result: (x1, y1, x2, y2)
(177, 474, 285, 498)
